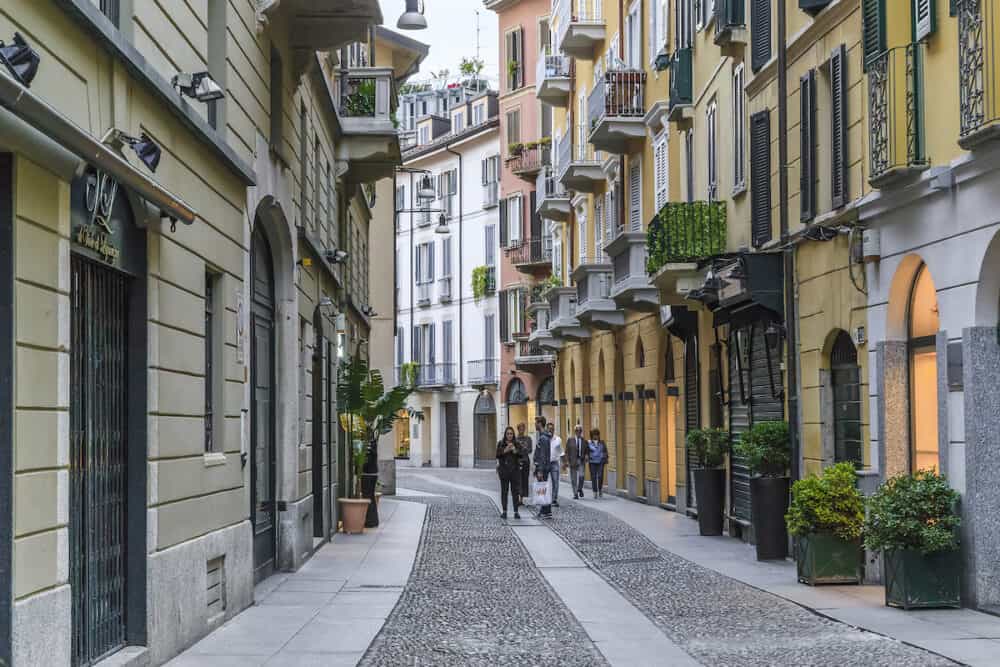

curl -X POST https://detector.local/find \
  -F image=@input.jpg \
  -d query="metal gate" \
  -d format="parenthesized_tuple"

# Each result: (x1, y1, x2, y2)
(445, 402, 460, 467)
(684, 337, 700, 508)
(729, 327, 752, 523)
(831, 331, 862, 466)
(251, 230, 277, 582)
(70, 255, 129, 666)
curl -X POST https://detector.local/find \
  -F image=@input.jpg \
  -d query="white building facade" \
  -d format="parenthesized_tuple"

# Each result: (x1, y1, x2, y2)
(395, 92, 502, 468)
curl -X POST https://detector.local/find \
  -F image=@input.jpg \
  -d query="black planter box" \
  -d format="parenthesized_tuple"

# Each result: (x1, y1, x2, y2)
(795, 532, 861, 585)
(750, 476, 790, 560)
(883, 548, 961, 609)
(693, 468, 725, 536)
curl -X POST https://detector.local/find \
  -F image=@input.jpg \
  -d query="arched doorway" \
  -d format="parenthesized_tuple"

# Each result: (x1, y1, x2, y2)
(251, 226, 278, 582)
(830, 331, 862, 467)
(506, 378, 529, 432)
(659, 336, 677, 504)
(908, 263, 939, 472)
(537, 376, 556, 428)
(474, 392, 498, 467)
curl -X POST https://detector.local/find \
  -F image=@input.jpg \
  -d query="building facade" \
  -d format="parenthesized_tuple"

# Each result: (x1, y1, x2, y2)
(0, 1, 424, 664)
(395, 91, 502, 468)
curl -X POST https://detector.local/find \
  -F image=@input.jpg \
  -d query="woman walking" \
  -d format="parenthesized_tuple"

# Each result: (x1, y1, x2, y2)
(496, 426, 522, 519)
(587, 428, 608, 499)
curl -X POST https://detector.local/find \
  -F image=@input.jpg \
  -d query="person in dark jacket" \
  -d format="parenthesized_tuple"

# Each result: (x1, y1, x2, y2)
(496, 426, 522, 519)
(515, 422, 533, 504)
(532, 416, 552, 518)
(564, 424, 587, 499)
(587, 428, 609, 498)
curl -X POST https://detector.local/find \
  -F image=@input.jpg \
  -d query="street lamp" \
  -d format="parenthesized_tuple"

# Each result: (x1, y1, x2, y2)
(397, 0, 428, 30)
(417, 175, 435, 200)
(434, 213, 450, 235)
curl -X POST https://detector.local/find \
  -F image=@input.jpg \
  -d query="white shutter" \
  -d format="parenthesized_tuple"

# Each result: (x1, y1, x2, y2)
(630, 3, 642, 68)
(654, 133, 669, 210)
(649, 0, 658, 65)
(605, 191, 614, 241)
(509, 196, 522, 245)
(579, 212, 587, 262)
(914, 0, 933, 41)
(629, 162, 641, 232)
(595, 198, 604, 258)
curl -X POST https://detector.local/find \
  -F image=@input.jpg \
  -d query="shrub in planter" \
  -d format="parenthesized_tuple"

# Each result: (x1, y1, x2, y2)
(686, 428, 731, 536)
(786, 462, 864, 585)
(734, 420, 791, 560)
(864, 470, 962, 609)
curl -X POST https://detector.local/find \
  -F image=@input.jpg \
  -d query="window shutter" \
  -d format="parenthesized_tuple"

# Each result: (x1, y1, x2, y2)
(914, 0, 935, 41)
(443, 321, 452, 364)
(485, 314, 495, 359)
(530, 190, 541, 238)
(517, 28, 524, 88)
(499, 289, 509, 342)
(412, 325, 420, 362)
(499, 198, 509, 246)
(481, 158, 487, 185)
(830, 45, 848, 209)
(799, 69, 816, 222)
(655, 135, 668, 210)
(505, 32, 513, 89)
(751, 0, 772, 72)
(442, 237, 451, 277)
(862, 0, 886, 71)
(629, 163, 641, 232)
(649, 0, 658, 65)
(449, 169, 457, 195)
(510, 196, 522, 244)
(580, 216, 587, 261)
(595, 198, 604, 257)
(750, 110, 772, 247)
(428, 242, 435, 281)
(428, 324, 436, 366)
(485, 224, 496, 266)
(604, 192, 613, 243)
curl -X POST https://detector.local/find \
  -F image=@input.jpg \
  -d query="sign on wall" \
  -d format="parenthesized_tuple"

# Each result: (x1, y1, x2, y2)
(70, 167, 143, 276)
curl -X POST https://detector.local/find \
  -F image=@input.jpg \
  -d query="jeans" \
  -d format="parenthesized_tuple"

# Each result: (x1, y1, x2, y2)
(548, 461, 561, 503)
(499, 472, 520, 513)
(569, 461, 586, 496)
(589, 462, 605, 494)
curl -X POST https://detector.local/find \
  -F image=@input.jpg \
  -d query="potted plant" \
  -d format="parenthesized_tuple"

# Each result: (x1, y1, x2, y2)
(785, 462, 864, 585)
(733, 420, 791, 560)
(686, 428, 730, 536)
(337, 355, 416, 533)
(864, 470, 961, 609)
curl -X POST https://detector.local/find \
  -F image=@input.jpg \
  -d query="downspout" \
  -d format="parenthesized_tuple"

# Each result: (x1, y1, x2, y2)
(777, 0, 800, 482)
(393, 169, 398, 346)
(410, 171, 415, 374)
(618, 0, 626, 250)
(445, 143, 464, 385)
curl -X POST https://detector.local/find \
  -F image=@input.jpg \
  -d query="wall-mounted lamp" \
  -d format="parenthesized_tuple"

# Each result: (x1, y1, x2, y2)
(0, 33, 40, 87)
(434, 213, 450, 235)
(171, 71, 225, 103)
(397, 0, 428, 30)
(103, 128, 162, 173)
(417, 175, 435, 200)
(764, 322, 786, 351)
(323, 248, 349, 264)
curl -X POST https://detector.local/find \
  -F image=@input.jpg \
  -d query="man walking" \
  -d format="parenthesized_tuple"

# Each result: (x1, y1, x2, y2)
(546, 421, 563, 507)
(564, 424, 587, 500)
(533, 416, 552, 518)
(516, 423, 533, 507)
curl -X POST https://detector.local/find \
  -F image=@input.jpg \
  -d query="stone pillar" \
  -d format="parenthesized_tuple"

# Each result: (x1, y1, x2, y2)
(877, 341, 910, 478)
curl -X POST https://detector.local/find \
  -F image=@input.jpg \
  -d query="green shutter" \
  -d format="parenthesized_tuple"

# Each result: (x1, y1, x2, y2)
(750, 110, 772, 247)
(800, 70, 816, 222)
(913, 0, 935, 41)
(830, 45, 849, 209)
(862, 0, 886, 71)
(751, 0, 772, 72)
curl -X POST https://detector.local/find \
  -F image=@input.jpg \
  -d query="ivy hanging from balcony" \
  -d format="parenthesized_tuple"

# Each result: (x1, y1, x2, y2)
(343, 78, 377, 117)
(472, 266, 490, 300)
(646, 201, 727, 275)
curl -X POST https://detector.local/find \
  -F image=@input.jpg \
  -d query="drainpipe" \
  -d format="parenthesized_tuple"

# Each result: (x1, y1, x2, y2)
(409, 171, 415, 375)
(777, 0, 800, 482)
(445, 143, 464, 386)
(618, 0, 626, 252)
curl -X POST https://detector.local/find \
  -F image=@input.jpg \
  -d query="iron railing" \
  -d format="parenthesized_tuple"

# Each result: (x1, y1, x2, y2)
(669, 48, 693, 112)
(555, 0, 602, 51)
(536, 166, 568, 206)
(588, 69, 646, 128)
(467, 358, 498, 384)
(537, 53, 571, 83)
(517, 340, 550, 360)
(505, 143, 551, 175)
(334, 67, 395, 120)
(577, 270, 612, 307)
(417, 362, 456, 387)
(646, 201, 727, 273)
(959, 0, 1000, 144)
(417, 208, 432, 227)
(868, 44, 927, 183)
(438, 277, 452, 302)
(507, 238, 554, 265)
(714, 0, 745, 41)
(416, 282, 431, 306)
(483, 181, 499, 208)
(556, 130, 572, 180)
(483, 266, 497, 294)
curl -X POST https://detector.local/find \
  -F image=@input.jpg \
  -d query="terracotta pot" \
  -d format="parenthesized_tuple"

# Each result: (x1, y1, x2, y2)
(339, 498, 371, 534)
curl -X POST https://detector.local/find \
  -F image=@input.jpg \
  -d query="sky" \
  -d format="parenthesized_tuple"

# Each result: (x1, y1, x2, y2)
(380, 0, 501, 86)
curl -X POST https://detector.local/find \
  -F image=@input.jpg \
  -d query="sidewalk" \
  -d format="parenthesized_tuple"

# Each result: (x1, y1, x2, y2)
(167, 499, 425, 667)
(583, 491, 1000, 667)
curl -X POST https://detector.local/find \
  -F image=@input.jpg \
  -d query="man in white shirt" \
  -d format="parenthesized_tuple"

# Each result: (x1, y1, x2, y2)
(546, 422, 563, 507)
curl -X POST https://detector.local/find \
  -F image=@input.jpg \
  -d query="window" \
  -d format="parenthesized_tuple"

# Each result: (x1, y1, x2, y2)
(482, 155, 500, 184)
(654, 131, 669, 210)
(396, 326, 405, 365)
(908, 264, 939, 473)
(628, 161, 642, 232)
(416, 242, 434, 283)
(595, 196, 604, 258)
(800, 69, 817, 221)
(442, 321, 453, 370)
(207, 0, 227, 130)
(676, 0, 694, 49)
(506, 289, 526, 340)
(453, 111, 464, 133)
(750, 110, 772, 247)
(604, 190, 616, 243)
(553, 234, 563, 279)
(830, 45, 849, 209)
(441, 237, 452, 278)
(473, 103, 484, 126)
(626, 1, 642, 68)
(506, 109, 521, 151)
(396, 185, 406, 212)
(578, 207, 588, 262)
(830, 331, 862, 467)
(914, 0, 935, 41)
(270, 46, 283, 153)
(324, 162, 333, 245)
(419, 125, 430, 145)
(505, 27, 524, 90)
(500, 195, 522, 247)
(650, 0, 668, 64)
(733, 64, 746, 191)
(299, 318, 309, 444)
(751, 0, 772, 72)
(685, 130, 694, 202)
(100, 0, 120, 28)
(485, 224, 496, 266)
(707, 100, 718, 201)
(204, 272, 220, 452)
(485, 314, 496, 361)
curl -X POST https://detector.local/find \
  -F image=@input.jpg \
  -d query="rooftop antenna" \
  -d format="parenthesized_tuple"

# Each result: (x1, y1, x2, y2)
(475, 10, 481, 64)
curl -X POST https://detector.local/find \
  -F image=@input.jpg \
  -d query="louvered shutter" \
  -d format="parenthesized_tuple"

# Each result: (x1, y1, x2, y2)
(499, 198, 509, 246)
(449, 169, 458, 195)
(750, 110, 772, 247)
(629, 162, 641, 232)
(914, 0, 934, 41)
(412, 325, 420, 363)
(442, 237, 451, 277)
(530, 190, 541, 238)
(428, 241, 435, 281)
(751, 0, 771, 72)
(443, 321, 453, 364)
(485, 224, 496, 266)
(505, 31, 513, 89)
(510, 196, 522, 244)
(655, 135, 669, 210)
(799, 69, 816, 222)
(595, 198, 604, 257)
(481, 158, 487, 185)
(862, 0, 886, 71)
(605, 191, 614, 242)
(830, 45, 848, 209)
(428, 324, 436, 367)
(499, 289, 510, 342)
(580, 216, 587, 261)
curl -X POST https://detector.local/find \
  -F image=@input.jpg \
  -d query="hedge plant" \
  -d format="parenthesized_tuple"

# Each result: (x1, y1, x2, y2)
(686, 428, 731, 469)
(785, 462, 865, 541)
(646, 201, 727, 274)
(733, 420, 791, 477)
(472, 266, 490, 300)
(863, 470, 961, 555)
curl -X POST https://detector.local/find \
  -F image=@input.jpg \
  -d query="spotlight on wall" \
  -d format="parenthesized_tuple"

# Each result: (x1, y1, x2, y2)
(104, 129, 163, 173)
(397, 0, 428, 30)
(323, 248, 349, 264)
(0, 33, 40, 87)
(171, 71, 225, 103)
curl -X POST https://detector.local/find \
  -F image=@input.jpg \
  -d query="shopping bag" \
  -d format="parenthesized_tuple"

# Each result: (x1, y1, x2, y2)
(531, 478, 552, 506)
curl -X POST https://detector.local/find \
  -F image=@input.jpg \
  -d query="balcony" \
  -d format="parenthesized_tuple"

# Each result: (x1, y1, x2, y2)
(416, 363, 456, 389)
(506, 238, 554, 274)
(607, 231, 659, 312)
(959, 0, 1000, 148)
(536, 53, 573, 107)
(588, 69, 647, 153)
(277, 1, 381, 68)
(555, 0, 606, 60)
(332, 66, 400, 182)
(416, 282, 431, 307)
(713, 0, 747, 52)
(547, 286, 590, 341)
(515, 340, 556, 369)
(505, 143, 551, 181)
(483, 181, 499, 209)
(527, 298, 564, 351)
(573, 263, 623, 329)
(556, 126, 603, 193)
(438, 277, 452, 303)
(868, 44, 928, 188)
(483, 266, 497, 295)
(467, 358, 498, 386)
(667, 48, 694, 125)
(647, 201, 728, 302)
(536, 167, 572, 221)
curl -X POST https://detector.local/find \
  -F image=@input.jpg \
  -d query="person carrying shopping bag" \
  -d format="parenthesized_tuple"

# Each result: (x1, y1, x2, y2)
(533, 416, 552, 518)
(587, 428, 609, 498)
(496, 426, 523, 519)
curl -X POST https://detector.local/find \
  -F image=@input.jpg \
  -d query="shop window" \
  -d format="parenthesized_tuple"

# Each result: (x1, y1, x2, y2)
(831, 331, 862, 467)
(908, 263, 939, 472)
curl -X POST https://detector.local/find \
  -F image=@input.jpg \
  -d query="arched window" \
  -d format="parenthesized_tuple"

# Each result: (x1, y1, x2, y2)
(908, 264, 939, 472)
(537, 376, 555, 406)
(506, 378, 528, 405)
(636, 337, 646, 368)
(830, 331, 861, 467)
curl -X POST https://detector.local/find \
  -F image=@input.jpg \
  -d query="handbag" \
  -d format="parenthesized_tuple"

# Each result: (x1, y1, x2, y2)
(531, 478, 552, 506)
